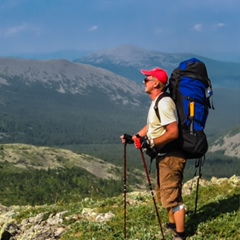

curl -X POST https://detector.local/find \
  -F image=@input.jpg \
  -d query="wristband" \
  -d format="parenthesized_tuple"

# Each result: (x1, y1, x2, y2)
(135, 134, 141, 138)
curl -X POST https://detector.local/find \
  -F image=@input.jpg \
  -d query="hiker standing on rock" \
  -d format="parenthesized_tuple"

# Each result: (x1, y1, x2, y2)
(121, 68, 186, 240)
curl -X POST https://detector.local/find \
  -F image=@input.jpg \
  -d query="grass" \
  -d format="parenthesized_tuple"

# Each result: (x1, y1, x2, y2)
(10, 178, 240, 240)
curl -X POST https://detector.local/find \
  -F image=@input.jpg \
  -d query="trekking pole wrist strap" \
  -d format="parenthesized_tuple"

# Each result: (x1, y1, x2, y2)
(149, 138, 154, 148)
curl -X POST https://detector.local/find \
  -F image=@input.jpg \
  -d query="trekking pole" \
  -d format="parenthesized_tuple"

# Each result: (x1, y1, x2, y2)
(122, 134, 134, 239)
(194, 156, 205, 216)
(139, 149, 165, 240)
(123, 142, 127, 238)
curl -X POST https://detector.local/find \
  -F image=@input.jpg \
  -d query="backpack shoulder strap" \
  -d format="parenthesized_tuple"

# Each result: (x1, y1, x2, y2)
(153, 91, 180, 155)
(154, 92, 170, 121)
(169, 68, 181, 101)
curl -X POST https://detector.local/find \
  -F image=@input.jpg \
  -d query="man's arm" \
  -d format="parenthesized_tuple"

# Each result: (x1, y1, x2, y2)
(153, 121, 178, 147)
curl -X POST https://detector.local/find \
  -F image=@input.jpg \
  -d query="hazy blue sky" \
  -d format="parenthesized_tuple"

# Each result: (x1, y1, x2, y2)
(0, 0, 239, 61)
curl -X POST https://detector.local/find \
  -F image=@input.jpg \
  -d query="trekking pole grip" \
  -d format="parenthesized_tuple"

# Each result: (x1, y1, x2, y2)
(123, 134, 134, 144)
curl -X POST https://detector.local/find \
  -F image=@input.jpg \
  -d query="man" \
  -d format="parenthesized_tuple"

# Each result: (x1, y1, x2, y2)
(121, 68, 186, 240)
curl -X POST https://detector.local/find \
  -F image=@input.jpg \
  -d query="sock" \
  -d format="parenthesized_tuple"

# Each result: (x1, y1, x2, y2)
(168, 223, 176, 227)
(175, 231, 185, 237)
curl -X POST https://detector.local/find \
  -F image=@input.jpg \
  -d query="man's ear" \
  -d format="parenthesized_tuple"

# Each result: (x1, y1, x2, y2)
(153, 81, 160, 89)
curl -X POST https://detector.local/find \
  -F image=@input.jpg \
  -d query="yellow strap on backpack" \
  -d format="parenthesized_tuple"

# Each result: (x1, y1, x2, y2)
(190, 102, 194, 134)
(190, 102, 194, 117)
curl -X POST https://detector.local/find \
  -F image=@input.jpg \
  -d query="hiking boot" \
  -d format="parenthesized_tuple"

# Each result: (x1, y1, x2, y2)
(165, 223, 176, 234)
(172, 232, 186, 240)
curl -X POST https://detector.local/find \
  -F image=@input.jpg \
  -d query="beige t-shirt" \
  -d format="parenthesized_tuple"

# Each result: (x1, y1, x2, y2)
(147, 95, 178, 139)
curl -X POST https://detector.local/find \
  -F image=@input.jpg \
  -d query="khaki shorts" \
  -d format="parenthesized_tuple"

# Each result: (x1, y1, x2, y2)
(155, 155, 186, 208)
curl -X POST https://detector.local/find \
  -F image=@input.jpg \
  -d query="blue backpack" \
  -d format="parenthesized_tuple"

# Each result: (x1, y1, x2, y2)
(155, 58, 214, 159)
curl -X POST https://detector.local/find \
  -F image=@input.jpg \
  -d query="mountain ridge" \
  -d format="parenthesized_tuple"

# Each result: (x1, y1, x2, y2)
(0, 58, 145, 105)
(0, 47, 239, 154)
(209, 127, 240, 158)
(74, 45, 240, 88)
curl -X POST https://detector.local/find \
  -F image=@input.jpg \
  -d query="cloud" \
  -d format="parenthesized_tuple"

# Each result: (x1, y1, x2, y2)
(193, 24, 202, 32)
(215, 22, 225, 28)
(4, 23, 28, 36)
(88, 25, 98, 32)
(3, 23, 41, 37)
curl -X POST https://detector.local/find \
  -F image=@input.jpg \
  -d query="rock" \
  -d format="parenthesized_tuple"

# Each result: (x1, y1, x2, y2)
(182, 177, 211, 196)
(0, 175, 239, 239)
(0, 208, 66, 240)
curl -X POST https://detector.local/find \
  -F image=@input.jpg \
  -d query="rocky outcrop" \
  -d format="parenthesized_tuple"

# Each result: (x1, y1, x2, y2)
(0, 175, 239, 240)
(182, 175, 240, 196)
(0, 203, 115, 240)
(0, 205, 67, 240)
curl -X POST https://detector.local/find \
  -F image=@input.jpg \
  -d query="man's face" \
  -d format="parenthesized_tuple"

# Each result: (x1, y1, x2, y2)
(143, 76, 156, 94)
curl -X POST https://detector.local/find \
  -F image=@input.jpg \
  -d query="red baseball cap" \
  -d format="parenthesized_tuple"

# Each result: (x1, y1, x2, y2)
(140, 67, 168, 85)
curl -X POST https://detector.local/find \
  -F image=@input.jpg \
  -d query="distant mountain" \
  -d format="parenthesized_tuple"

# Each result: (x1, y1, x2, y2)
(74, 45, 240, 88)
(208, 127, 240, 158)
(0, 58, 148, 146)
(73, 45, 240, 138)
(0, 56, 239, 209)
(0, 58, 145, 103)
(0, 54, 239, 148)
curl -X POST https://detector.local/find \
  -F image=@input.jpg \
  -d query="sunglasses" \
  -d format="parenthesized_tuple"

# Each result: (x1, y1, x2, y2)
(143, 78, 154, 83)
